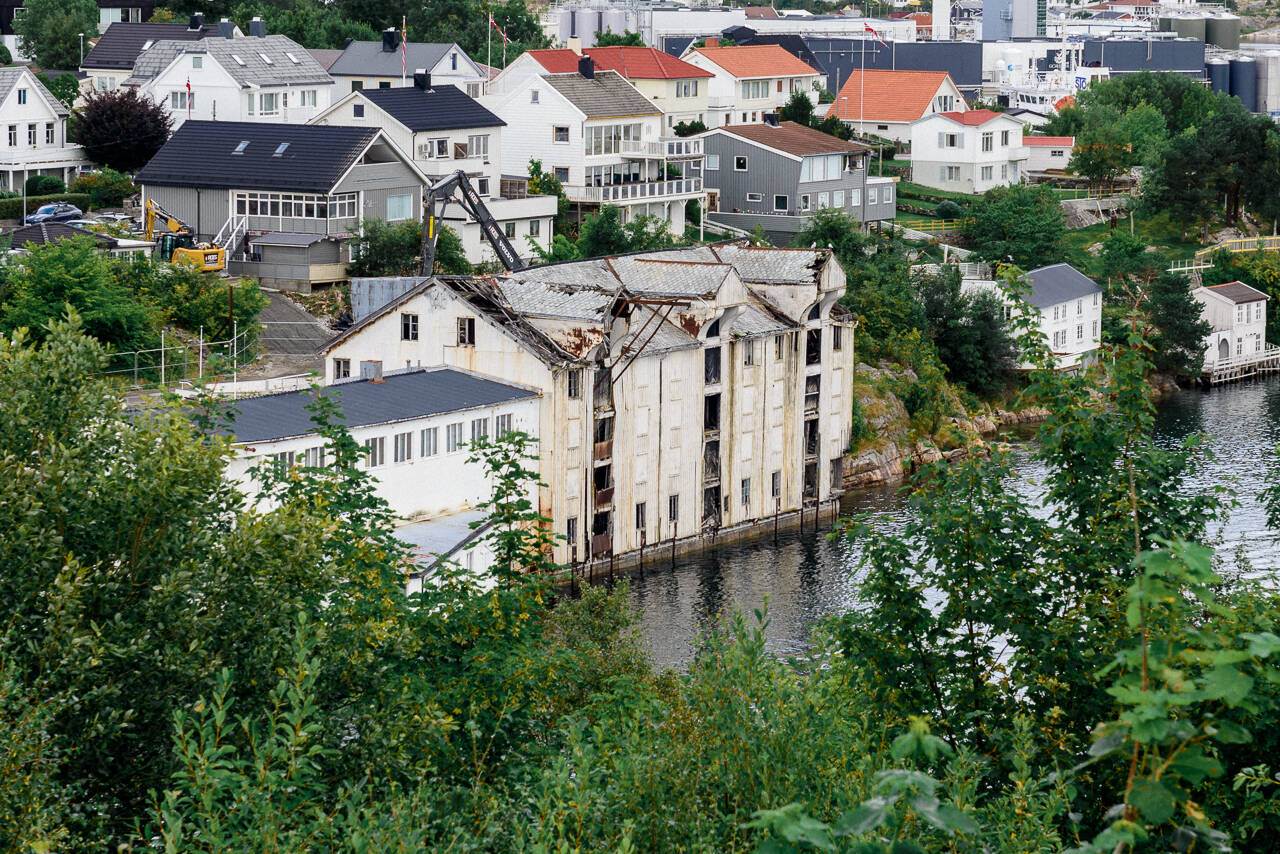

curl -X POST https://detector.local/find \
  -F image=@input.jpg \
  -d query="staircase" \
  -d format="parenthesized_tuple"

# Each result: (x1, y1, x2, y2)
(213, 215, 248, 257)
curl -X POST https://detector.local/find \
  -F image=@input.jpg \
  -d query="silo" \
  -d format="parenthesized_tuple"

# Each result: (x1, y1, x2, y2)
(1206, 14, 1241, 51)
(1256, 52, 1280, 115)
(1207, 56, 1230, 93)
(1174, 14, 1207, 43)
(1157, 15, 1174, 32)
(559, 8, 575, 41)
(1230, 56, 1258, 111)
(603, 9, 629, 41)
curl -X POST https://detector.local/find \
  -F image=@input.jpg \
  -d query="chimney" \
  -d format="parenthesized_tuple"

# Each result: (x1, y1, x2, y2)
(578, 54, 595, 79)
(359, 360, 384, 381)
(705, 37, 719, 48)
(763, 112, 779, 126)
(567, 36, 583, 55)
(188, 12, 204, 31)
(249, 16, 266, 38)
(382, 27, 400, 52)
(413, 68, 430, 90)
(218, 18, 234, 39)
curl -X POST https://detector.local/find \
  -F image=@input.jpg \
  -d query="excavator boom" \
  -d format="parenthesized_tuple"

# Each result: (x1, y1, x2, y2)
(143, 198, 226, 273)
(419, 170, 525, 276)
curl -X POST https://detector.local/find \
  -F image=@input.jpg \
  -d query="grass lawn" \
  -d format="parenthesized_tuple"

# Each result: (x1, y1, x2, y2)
(896, 181, 983, 204)
(1064, 210, 1205, 277)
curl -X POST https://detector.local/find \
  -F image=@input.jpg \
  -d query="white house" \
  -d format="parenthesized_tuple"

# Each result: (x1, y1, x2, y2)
(1193, 281, 1270, 369)
(326, 30, 486, 97)
(309, 73, 558, 266)
(129, 30, 332, 129)
(486, 62, 704, 234)
(322, 241, 856, 569)
(910, 109, 1028, 194)
(1024, 263, 1102, 371)
(80, 16, 221, 94)
(1024, 135, 1074, 172)
(680, 42, 823, 128)
(0, 67, 91, 193)
(825, 69, 966, 143)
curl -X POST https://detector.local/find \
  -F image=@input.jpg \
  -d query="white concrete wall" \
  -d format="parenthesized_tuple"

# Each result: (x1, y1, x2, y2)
(1026, 142, 1071, 171)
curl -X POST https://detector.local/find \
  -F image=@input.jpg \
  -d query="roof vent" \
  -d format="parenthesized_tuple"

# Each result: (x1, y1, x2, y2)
(273, 142, 289, 156)
(578, 55, 595, 79)
(188, 12, 204, 31)
(232, 140, 250, 154)
(382, 27, 400, 52)
(218, 18, 234, 39)
(249, 17, 266, 38)
(413, 68, 431, 90)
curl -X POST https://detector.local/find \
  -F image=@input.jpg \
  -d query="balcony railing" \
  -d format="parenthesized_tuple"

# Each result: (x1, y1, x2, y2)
(568, 177, 703, 204)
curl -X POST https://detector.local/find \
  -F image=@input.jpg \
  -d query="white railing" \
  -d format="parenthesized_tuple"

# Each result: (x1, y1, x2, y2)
(910, 261, 993, 280)
(568, 177, 703, 204)
(1206, 343, 1280, 374)
(214, 214, 248, 251)
(662, 137, 703, 158)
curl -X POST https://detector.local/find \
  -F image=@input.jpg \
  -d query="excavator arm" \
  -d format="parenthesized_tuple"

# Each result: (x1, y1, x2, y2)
(419, 170, 525, 276)
(143, 198, 189, 241)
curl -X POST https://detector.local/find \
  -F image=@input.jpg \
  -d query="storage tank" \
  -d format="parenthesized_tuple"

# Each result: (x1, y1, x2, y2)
(1207, 57, 1230, 93)
(1173, 14, 1207, 43)
(1230, 56, 1258, 111)
(1255, 52, 1280, 115)
(559, 8, 575, 41)
(1206, 14, 1241, 51)
(603, 9, 629, 40)
(1157, 15, 1175, 32)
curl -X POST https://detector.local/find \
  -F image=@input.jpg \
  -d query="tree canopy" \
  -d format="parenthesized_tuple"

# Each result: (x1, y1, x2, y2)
(347, 218, 470, 277)
(74, 89, 172, 173)
(594, 30, 645, 47)
(964, 184, 1067, 269)
(12, 0, 97, 70)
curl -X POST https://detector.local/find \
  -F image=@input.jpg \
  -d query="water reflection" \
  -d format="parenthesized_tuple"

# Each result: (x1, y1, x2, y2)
(629, 377, 1280, 669)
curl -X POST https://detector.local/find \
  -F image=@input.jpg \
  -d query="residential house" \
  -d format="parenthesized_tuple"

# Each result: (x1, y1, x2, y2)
(80, 15, 219, 93)
(0, 67, 91, 193)
(680, 43, 823, 128)
(488, 61, 704, 235)
(492, 44, 713, 131)
(1024, 135, 1074, 172)
(910, 109, 1027, 193)
(5, 221, 152, 258)
(696, 119, 895, 244)
(1, 0, 155, 45)
(322, 241, 856, 568)
(825, 69, 966, 143)
(217, 365, 540, 584)
(135, 121, 428, 293)
(128, 27, 333, 129)
(327, 30, 486, 97)
(1193, 281, 1270, 369)
(309, 72, 557, 266)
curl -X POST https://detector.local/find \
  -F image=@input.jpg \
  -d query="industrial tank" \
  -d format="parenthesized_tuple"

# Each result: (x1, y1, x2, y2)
(1230, 56, 1258, 111)
(1157, 15, 1174, 32)
(1173, 14, 1207, 43)
(558, 8, 575, 41)
(603, 9, 629, 40)
(1206, 14, 1241, 51)
(1207, 57, 1230, 93)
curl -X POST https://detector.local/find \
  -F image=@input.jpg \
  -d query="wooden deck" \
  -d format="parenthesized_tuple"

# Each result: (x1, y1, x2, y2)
(1202, 344, 1280, 386)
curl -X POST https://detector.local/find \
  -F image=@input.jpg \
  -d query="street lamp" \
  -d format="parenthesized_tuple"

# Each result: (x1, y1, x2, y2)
(79, 33, 84, 65)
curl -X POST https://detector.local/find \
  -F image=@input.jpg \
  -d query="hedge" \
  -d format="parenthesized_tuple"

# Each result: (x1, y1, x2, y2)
(0, 193, 93, 220)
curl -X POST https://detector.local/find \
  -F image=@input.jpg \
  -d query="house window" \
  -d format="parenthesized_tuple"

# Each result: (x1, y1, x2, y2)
(981, 132, 993, 152)
(393, 431, 413, 463)
(192, 55, 203, 69)
(529, 219, 541, 236)
(741, 477, 751, 506)
(400, 312, 419, 341)
(635, 502, 646, 531)
(171, 91, 195, 111)
(775, 334, 785, 360)
(553, 166, 569, 182)
(980, 165, 993, 180)
(471, 418, 489, 442)
(353, 103, 364, 117)
(451, 52, 458, 70)
(567, 368, 582, 399)
(1091, 320, 1098, 338)
(496, 413, 514, 437)
(553, 125, 569, 143)
(745, 192, 763, 203)
(941, 166, 959, 182)
(833, 190, 844, 207)
(706, 153, 719, 170)
(505, 221, 516, 238)
(300, 89, 317, 107)
(379, 81, 391, 89)
(668, 494, 679, 522)
(833, 325, 843, 351)
(387, 193, 412, 221)
(7, 125, 16, 147)
(530, 89, 540, 103)
(457, 317, 476, 346)
(421, 427, 439, 456)
(1001, 130, 1010, 145)
(333, 358, 351, 378)
(798, 194, 811, 211)
(877, 124, 888, 131)
(1076, 324, 1084, 341)
(773, 194, 788, 212)
(17, 89, 27, 105)
(771, 470, 781, 498)
(677, 79, 698, 97)
(446, 422, 464, 452)
(477, 178, 490, 196)
(567, 516, 578, 546)
(743, 339, 756, 366)
(301, 446, 324, 467)
(468, 134, 489, 158)
(44, 122, 53, 144)
(1001, 164, 1008, 180)
(817, 192, 829, 209)
(868, 188, 878, 204)
(734, 156, 748, 171)
(270, 450, 296, 472)
(363, 436, 385, 467)
(1050, 149, 1065, 158)
(850, 188, 861, 206)
(943, 133, 958, 148)
(351, 81, 363, 91)
(259, 92, 279, 116)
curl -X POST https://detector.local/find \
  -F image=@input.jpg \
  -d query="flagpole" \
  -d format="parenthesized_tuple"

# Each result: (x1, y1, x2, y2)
(859, 37, 865, 138)
(487, 12, 492, 81)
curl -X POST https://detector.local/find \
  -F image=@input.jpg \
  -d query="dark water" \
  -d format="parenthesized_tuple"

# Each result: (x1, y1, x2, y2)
(628, 377, 1280, 669)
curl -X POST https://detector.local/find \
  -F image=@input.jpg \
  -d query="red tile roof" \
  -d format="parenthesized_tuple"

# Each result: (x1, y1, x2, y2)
(745, 6, 781, 18)
(826, 69, 954, 122)
(718, 121, 869, 156)
(938, 109, 1005, 126)
(1025, 136, 1074, 146)
(526, 47, 712, 79)
(687, 45, 821, 79)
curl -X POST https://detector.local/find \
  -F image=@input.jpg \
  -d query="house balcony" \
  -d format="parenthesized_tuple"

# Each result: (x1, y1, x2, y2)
(566, 177, 703, 204)
(708, 94, 734, 109)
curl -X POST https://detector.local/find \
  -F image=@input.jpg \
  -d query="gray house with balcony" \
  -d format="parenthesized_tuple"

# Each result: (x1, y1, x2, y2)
(135, 120, 428, 292)
(695, 120, 896, 246)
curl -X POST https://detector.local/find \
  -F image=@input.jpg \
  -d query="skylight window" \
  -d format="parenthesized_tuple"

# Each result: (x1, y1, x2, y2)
(233, 140, 250, 154)
(231, 54, 246, 66)
(286, 51, 300, 64)
(259, 52, 273, 65)
(142, 39, 153, 50)
(273, 142, 289, 156)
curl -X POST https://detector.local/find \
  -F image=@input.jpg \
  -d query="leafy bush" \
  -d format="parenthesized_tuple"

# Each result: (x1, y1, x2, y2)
(0, 44, 11, 65)
(347, 218, 469, 277)
(935, 199, 964, 220)
(24, 175, 66, 197)
(126, 258, 266, 340)
(0, 193, 92, 219)
(70, 168, 137, 208)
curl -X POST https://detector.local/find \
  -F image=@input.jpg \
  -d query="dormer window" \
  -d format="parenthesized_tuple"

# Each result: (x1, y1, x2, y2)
(232, 140, 250, 154)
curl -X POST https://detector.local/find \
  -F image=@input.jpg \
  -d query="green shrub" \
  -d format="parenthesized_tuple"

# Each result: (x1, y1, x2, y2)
(0, 193, 92, 219)
(70, 168, 137, 208)
(24, 175, 66, 196)
(0, 45, 11, 66)
(935, 199, 964, 220)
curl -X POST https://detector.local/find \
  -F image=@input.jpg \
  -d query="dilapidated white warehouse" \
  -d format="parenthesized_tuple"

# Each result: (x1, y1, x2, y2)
(323, 240, 856, 567)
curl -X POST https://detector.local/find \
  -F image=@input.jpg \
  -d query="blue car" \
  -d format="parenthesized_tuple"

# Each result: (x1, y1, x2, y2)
(24, 202, 84, 225)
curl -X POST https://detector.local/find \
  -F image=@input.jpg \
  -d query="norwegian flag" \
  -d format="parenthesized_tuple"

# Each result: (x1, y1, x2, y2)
(864, 24, 888, 48)
(489, 14, 509, 44)
(401, 21, 408, 77)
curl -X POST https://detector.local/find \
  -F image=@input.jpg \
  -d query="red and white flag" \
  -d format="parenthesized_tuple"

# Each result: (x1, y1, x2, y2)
(401, 19, 408, 77)
(864, 24, 888, 47)
(185, 75, 192, 116)
(489, 14, 509, 44)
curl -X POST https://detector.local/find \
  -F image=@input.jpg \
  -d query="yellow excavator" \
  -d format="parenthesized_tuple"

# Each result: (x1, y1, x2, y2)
(143, 199, 227, 272)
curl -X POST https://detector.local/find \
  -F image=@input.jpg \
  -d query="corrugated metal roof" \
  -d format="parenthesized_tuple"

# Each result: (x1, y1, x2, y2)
(1025, 263, 1102, 308)
(216, 367, 538, 443)
(543, 70, 660, 118)
(610, 256, 729, 297)
(497, 277, 617, 321)
(518, 257, 616, 288)
(712, 244, 823, 284)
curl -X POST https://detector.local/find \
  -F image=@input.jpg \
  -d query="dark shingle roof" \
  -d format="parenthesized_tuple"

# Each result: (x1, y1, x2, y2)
(7, 222, 116, 249)
(327, 41, 462, 78)
(1205, 281, 1269, 304)
(361, 84, 504, 132)
(216, 367, 539, 443)
(135, 121, 380, 193)
(543, 71, 660, 118)
(1025, 263, 1102, 308)
(83, 21, 213, 71)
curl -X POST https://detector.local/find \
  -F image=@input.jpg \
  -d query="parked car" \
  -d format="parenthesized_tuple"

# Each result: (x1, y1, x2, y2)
(65, 219, 102, 229)
(24, 203, 84, 224)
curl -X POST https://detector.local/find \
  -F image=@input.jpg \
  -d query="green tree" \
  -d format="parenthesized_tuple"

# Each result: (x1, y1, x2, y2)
(1139, 128, 1217, 241)
(230, 0, 378, 49)
(916, 264, 1017, 397)
(12, 0, 97, 70)
(69, 166, 137, 208)
(24, 174, 65, 196)
(405, 0, 548, 69)
(672, 119, 708, 137)
(1114, 101, 1167, 164)
(965, 184, 1067, 269)
(1142, 270, 1212, 376)
(347, 218, 469, 277)
(594, 29, 645, 46)
(126, 256, 266, 339)
(1077, 70, 1216, 137)
(1068, 104, 1132, 192)
(75, 88, 172, 172)
(527, 157, 571, 231)
(576, 205, 674, 259)
(42, 71, 79, 107)
(0, 44, 12, 65)
(779, 89, 815, 126)
(1040, 103, 1085, 137)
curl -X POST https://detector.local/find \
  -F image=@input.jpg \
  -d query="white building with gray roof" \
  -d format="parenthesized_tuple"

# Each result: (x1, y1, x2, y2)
(128, 30, 333, 128)
(0, 66, 91, 193)
(327, 29, 486, 98)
